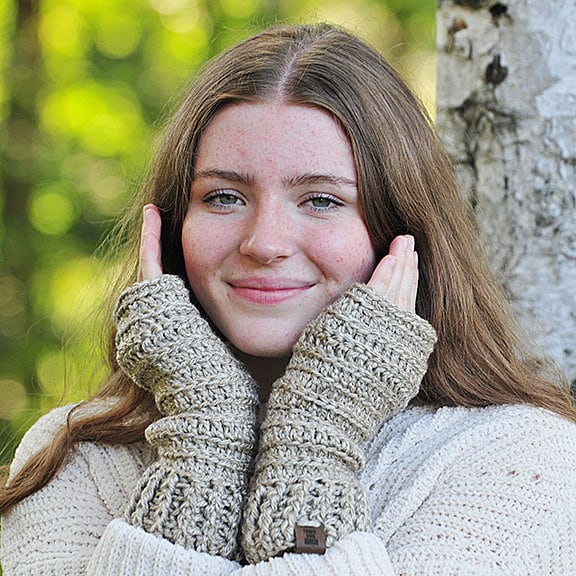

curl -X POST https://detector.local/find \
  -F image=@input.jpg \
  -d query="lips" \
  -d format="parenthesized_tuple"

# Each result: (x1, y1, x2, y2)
(228, 278, 315, 304)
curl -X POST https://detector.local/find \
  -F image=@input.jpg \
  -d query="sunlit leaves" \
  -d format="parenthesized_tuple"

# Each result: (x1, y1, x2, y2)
(29, 185, 77, 235)
(40, 81, 148, 156)
(48, 256, 106, 334)
(39, 4, 87, 57)
(0, 275, 27, 339)
(65, 155, 129, 218)
(0, 379, 27, 420)
(35, 348, 99, 405)
(93, 13, 143, 59)
(219, 0, 260, 19)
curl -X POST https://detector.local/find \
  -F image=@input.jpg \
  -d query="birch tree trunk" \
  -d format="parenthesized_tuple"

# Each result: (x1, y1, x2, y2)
(436, 0, 576, 388)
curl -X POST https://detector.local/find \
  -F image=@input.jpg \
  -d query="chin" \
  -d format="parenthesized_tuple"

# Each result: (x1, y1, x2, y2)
(237, 344, 294, 360)
(231, 335, 298, 360)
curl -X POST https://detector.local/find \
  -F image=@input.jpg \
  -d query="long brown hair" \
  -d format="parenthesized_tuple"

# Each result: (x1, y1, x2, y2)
(2, 23, 574, 514)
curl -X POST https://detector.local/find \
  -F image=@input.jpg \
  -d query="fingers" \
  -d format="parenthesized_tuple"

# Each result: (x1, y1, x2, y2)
(138, 204, 163, 281)
(367, 235, 419, 313)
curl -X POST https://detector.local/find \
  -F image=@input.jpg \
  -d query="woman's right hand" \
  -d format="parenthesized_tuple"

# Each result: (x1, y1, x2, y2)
(138, 204, 163, 281)
(115, 204, 260, 560)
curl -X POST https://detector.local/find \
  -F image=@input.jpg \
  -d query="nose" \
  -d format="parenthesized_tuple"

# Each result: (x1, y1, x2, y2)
(239, 202, 296, 264)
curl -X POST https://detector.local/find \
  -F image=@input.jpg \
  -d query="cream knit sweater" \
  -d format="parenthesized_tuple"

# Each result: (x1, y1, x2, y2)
(2, 401, 576, 575)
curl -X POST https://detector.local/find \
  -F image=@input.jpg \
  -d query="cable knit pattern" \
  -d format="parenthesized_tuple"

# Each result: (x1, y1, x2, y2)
(113, 274, 260, 560)
(3, 403, 575, 575)
(241, 284, 437, 563)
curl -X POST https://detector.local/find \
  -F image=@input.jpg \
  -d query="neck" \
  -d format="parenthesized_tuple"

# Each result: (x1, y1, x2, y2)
(233, 350, 289, 403)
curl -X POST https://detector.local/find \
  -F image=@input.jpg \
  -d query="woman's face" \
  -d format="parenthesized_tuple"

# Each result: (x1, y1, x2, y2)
(182, 102, 376, 358)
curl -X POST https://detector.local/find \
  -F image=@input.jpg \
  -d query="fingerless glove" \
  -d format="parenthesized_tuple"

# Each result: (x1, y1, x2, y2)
(241, 284, 437, 563)
(114, 275, 259, 560)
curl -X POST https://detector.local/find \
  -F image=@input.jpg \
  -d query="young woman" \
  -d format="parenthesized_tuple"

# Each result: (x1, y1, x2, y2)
(1, 23, 575, 575)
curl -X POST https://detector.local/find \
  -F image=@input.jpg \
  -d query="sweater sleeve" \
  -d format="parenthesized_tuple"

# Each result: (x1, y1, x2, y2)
(1, 407, 113, 575)
(87, 520, 395, 576)
(364, 405, 576, 575)
(233, 405, 576, 576)
(0, 407, 242, 576)
(1, 407, 392, 576)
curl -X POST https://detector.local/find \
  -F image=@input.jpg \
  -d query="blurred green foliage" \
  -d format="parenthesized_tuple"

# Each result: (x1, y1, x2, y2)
(0, 0, 435, 466)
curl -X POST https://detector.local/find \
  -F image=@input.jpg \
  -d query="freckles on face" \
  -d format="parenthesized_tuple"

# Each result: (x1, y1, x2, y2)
(310, 231, 374, 285)
(181, 102, 376, 358)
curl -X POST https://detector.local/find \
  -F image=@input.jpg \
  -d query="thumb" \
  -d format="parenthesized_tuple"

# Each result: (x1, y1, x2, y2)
(138, 204, 163, 281)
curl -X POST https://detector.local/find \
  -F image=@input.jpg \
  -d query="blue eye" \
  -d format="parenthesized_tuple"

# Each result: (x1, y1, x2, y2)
(304, 194, 344, 211)
(204, 191, 243, 206)
(310, 196, 334, 208)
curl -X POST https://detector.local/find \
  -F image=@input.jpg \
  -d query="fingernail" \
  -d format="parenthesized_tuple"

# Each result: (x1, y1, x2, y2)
(404, 235, 415, 251)
(143, 204, 156, 223)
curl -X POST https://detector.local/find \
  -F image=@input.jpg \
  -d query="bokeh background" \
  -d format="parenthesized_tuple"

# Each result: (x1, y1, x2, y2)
(0, 0, 435, 466)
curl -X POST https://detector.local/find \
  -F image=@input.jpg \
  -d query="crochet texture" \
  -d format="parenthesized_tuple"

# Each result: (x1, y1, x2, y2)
(114, 274, 260, 560)
(4, 278, 575, 574)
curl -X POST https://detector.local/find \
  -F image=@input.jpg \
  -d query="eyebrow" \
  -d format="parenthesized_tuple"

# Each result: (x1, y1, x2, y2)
(193, 169, 255, 187)
(285, 173, 357, 188)
(193, 169, 356, 188)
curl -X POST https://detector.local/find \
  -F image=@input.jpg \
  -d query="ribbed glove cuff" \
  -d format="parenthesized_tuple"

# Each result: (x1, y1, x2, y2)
(126, 452, 252, 559)
(145, 412, 257, 470)
(242, 465, 370, 563)
(114, 274, 260, 560)
(126, 401, 258, 560)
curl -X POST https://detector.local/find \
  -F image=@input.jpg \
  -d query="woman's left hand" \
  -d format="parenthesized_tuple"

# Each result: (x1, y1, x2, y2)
(368, 235, 418, 314)
(242, 235, 436, 564)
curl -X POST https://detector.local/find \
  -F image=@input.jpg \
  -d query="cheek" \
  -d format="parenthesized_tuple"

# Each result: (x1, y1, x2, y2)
(313, 227, 376, 283)
(181, 217, 220, 282)
(347, 246, 377, 283)
(181, 221, 199, 272)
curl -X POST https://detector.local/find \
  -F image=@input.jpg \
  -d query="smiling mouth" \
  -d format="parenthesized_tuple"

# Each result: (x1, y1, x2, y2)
(228, 282, 314, 304)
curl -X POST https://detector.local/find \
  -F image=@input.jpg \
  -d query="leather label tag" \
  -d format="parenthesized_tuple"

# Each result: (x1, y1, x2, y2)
(294, 524, 326, 555)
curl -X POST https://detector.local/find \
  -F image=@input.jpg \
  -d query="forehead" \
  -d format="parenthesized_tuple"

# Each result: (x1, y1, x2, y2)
(195, 102, 357, 179)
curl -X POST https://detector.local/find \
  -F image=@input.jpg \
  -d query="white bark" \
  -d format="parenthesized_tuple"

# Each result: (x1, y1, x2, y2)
(436, 0, 576, 386)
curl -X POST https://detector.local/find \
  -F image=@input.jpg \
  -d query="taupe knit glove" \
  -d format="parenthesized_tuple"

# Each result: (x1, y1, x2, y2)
(113, 274, 259, 560)
(241, 283, 437, 563)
